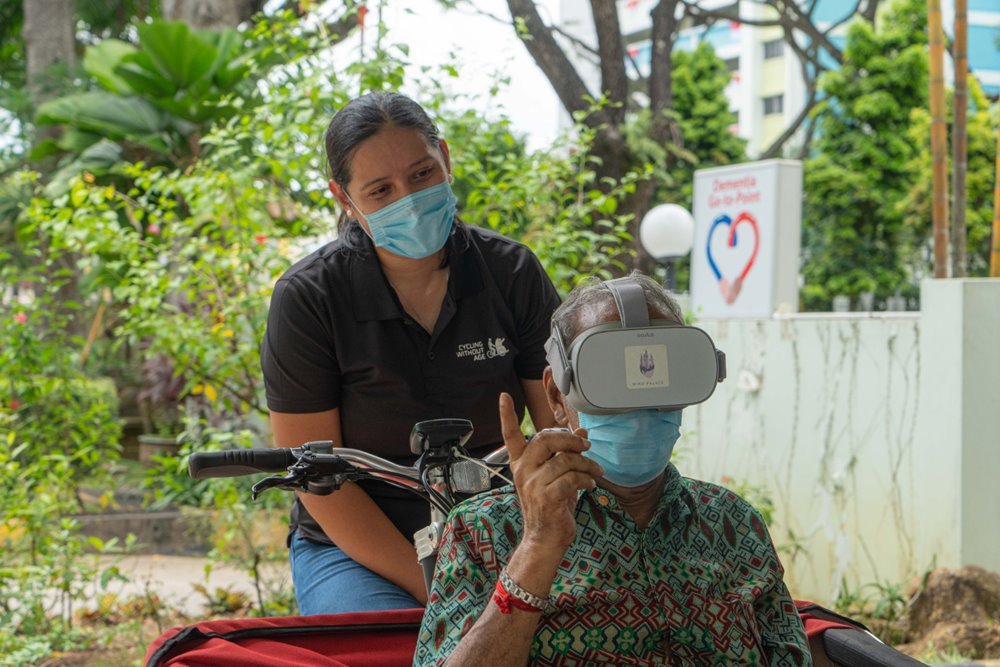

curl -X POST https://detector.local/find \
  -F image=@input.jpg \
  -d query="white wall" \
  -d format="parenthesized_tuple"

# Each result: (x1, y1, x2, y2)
(676, 278, 1000, 604)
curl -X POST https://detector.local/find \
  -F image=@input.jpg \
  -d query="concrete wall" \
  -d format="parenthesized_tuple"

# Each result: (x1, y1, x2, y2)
(677, 278, 1000, 603)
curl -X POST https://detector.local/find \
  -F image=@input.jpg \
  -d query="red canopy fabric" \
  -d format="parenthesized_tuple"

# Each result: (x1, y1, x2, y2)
(145, 600, 870, 666)
(144, 608, 425, 667)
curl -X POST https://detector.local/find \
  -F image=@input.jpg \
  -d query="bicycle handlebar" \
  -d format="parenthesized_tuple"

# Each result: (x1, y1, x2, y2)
(185, 418, 510, 597)
(187, 420, 510, 517)
(188, 447, 301, 479)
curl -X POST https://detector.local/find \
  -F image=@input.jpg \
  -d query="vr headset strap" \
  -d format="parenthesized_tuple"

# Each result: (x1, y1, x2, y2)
(604, 278, 650, 328)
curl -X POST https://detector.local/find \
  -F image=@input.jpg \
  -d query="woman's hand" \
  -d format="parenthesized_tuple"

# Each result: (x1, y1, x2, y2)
(499, 392, 603, 566)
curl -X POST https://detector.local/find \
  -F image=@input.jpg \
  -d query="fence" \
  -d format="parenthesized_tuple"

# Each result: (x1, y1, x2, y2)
(680, 278, 1000, 603)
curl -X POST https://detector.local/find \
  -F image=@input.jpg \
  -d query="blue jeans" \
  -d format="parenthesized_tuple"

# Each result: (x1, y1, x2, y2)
(289, 532, 422, 615)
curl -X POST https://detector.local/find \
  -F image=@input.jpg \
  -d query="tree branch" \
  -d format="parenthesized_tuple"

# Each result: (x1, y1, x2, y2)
(859, 0, 882, 23)
(681, 0, 848, 65)
(505, 0, 602, 122)
(761, 80, 818, 159)
(647, 0, 678, 120)
(459, 2, 602, 57)
(797, 105, 820, 159)
(590, 0, 628, 125)
(779, 0, 844, 64)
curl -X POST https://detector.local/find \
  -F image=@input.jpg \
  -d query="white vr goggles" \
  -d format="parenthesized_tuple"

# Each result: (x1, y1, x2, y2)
(544, 278, 727, 415)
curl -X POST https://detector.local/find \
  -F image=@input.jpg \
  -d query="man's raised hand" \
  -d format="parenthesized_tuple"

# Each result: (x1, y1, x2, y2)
(498, 393, 602, 557)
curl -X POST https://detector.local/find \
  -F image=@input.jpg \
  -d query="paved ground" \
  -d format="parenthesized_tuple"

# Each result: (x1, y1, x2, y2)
(93, 554, 289, 617)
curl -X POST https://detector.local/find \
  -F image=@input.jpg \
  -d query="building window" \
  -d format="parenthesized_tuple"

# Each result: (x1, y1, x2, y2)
(724, 57, 739, 72)
(763, 39, 784, 59)
(763, 94, 784, 115)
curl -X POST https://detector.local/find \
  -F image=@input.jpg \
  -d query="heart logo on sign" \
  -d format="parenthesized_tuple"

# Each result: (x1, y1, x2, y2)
(706, 212, 760, 305)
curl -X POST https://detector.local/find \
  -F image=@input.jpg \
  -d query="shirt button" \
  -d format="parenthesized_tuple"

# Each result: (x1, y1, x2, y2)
(597, 495, 610, 507)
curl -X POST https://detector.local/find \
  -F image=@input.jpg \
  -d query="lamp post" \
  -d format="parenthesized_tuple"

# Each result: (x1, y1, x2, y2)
(639, 204, 695, 293)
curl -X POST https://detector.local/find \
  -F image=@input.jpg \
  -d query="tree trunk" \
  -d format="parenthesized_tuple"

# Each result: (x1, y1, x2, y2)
(23, 0, 89, 338)
(951, 0, 967, 277)
(928, 0, 949, 278)
(22, 0, 75, 100)
(629, 0, 679, 274)
(162, 0, 264, 29)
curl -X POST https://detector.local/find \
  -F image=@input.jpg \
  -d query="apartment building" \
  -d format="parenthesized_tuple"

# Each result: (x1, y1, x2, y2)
(558, 0, 1000, 157)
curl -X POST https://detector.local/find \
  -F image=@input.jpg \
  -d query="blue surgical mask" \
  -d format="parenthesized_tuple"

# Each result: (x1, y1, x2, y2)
(350, 181, 457, 259)
(577, 409, 682, 487)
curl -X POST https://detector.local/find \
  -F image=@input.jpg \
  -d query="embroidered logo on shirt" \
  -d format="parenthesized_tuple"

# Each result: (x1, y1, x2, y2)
(488, 338, 509, 358)
(456, 338, 509, 361)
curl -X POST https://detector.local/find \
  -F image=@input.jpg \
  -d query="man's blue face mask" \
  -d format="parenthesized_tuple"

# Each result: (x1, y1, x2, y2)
(578, 409, 682, 487)
(350, 181, 456, 259)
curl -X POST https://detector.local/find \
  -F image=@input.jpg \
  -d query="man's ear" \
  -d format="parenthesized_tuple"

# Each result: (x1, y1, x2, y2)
(542, 367, 570, 427)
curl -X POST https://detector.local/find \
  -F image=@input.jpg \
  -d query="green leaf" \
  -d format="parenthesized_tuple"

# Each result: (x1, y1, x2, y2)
(29, 138, 62, 161)
(137, 20, 218, 89)
(56, 127, 104, 153)
(36, 92, 169, 138)
(115, 52, 179, 98)
(199, 28, 244, 84)
(214, 52, 253, 90)
(83, 39, 140, 94)
(70, 184, 87, 208)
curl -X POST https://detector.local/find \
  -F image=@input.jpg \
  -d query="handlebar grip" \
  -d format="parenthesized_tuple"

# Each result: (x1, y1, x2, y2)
(188, 449, 297, 479)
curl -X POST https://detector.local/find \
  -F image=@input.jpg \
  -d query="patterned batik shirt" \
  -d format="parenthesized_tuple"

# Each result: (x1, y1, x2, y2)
(414, 464, 812, 667)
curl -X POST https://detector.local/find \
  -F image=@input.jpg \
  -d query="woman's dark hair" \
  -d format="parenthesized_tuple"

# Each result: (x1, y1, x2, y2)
(325, 92, 443, 243)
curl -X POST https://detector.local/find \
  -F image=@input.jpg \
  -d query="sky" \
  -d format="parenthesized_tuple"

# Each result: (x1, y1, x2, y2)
(345, 0, 566, 150)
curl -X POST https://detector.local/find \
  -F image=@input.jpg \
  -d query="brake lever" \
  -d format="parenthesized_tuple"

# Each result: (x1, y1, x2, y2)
(251, 473, 299, 499)
(250, 455, 360, 499)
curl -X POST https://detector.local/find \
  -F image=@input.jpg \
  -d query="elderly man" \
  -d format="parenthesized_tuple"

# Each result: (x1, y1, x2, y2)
(414, 273, 811, 666)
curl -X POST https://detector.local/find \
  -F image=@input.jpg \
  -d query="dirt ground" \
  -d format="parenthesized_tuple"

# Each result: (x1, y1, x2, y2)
(896, 565, 1000, 662)
(40, 615, 193, 667)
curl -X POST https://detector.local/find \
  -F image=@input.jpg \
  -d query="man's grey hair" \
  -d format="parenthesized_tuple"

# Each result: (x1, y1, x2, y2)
(552, 271, 684, 345)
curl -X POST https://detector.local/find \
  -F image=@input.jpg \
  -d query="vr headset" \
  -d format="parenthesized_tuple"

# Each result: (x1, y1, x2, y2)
(544, 278, 727, 415)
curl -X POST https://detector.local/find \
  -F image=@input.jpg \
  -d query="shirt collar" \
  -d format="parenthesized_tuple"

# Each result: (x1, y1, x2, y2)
(581, 463, 687, 528)
(349, 222, 483, 322)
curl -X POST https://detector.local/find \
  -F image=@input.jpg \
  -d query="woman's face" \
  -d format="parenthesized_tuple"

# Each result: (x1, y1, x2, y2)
(331, 124, 451, 226)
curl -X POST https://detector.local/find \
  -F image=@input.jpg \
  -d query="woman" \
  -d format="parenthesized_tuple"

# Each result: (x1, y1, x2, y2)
(260, 92, 560, 615)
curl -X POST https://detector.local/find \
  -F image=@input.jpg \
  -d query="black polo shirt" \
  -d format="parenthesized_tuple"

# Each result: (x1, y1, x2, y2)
(261, 222, 560, 546)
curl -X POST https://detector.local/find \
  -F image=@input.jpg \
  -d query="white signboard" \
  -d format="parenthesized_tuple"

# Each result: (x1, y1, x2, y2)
(690, 160, 802, 319)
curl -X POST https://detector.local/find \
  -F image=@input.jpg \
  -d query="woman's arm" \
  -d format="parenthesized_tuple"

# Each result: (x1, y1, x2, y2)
(270, 409, 428, 604)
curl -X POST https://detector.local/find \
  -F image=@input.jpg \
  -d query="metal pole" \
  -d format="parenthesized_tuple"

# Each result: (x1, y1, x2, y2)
(663, 259, 677, 293)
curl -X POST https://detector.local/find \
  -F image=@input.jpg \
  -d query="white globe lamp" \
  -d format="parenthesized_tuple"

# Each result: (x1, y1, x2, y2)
(639, 203, 695, 292)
